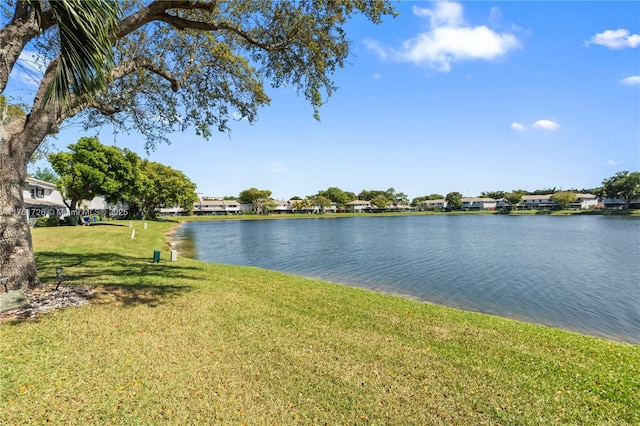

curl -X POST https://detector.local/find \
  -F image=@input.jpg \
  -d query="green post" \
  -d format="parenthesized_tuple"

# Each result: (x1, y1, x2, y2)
(153, 250, 161, 263)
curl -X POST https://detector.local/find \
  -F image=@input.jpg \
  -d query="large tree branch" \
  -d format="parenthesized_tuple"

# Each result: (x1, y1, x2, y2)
(61, 56, 182, 120)
(116, 1, 291, 52)
(0, 2, 41, 94)
(113, 58, 180, 92)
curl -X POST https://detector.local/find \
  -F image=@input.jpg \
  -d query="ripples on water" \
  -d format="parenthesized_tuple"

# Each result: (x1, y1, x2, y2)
(174, 215, 640, 344)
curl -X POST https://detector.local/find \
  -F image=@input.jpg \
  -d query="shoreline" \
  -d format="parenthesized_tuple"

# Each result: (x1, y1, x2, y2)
(168, 215, 639, 345)
(163, 220, 184, 251)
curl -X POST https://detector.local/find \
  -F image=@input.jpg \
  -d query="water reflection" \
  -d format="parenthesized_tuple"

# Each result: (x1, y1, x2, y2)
(174, 215, 640, 344)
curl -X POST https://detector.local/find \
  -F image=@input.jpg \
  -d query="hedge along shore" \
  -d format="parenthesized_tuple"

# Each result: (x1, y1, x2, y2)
(1, 219, 638, 425)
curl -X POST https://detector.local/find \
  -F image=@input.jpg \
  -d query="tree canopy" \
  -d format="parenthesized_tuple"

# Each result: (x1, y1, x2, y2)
(602, 171, 640, 209)
(130, 160, 198, 218)
(503, 190, 527, 210)
(445, 192, 463, 210)
(316, 187, 356, 208)
(550, 191, 577, 210)
(31, 166, 58, 183)
(49, 137, 140, 211)
(238, 187, 272, 204)
(49, 137, 197, 218)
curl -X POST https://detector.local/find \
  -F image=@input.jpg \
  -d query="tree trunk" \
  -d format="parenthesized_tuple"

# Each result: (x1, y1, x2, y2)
(0, 137, 39, 290)
(0, 86, 62, 290)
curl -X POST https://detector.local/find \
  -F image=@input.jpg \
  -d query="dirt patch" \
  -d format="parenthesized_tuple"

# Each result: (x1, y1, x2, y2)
(0, 285, 94, 322)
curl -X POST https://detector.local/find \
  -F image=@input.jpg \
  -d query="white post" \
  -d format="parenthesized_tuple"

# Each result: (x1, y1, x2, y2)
(144, 222, 148, 230)
(130, 230, 135, 239)
(128, 221, 132, 228)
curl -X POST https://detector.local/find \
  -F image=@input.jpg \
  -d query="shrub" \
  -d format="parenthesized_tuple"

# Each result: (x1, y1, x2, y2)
(35, 217, 60, 227)
(64, 216, 80, 226)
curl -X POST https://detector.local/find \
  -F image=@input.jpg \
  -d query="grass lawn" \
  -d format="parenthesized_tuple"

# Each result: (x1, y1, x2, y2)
(1, 220, 638, 424)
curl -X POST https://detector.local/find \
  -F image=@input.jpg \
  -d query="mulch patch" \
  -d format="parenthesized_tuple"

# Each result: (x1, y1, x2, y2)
(0, 285, 94, 322)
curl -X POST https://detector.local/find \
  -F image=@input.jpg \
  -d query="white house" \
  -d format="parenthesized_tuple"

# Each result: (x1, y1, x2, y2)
(519, 195, 555, 210)
(23, 177, 68, 224)
(272, 199, 292, 214)
(519, 193, 598, 210)
(572, 194, 598, 210)
(461, 197, 497, 210)
(194, 198, 243, 215)
(345, 200, 372, 213)
(420, 199, 447, 210)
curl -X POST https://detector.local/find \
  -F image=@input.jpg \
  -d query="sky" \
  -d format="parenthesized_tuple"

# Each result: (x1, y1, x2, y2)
(11, 1, 640, 201)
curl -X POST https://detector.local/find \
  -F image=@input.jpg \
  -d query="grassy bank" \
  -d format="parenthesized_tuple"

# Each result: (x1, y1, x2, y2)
(1, 220, 638, 424)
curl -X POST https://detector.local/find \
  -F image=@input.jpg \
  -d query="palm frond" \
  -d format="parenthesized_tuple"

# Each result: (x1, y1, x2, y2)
(43, 0, 121, 108)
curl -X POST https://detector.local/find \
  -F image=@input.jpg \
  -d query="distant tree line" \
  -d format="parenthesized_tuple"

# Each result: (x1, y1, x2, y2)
(35, 159, 639, 215)
(231, 171, 639, 213)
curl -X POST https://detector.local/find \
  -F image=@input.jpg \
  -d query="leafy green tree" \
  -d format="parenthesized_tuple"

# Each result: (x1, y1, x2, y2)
(291, 199, 307, 212)
(481, 191, 505, 199)
(239, 188, 272, 204)
(31, 167, 58, 183)
(317, 186, 355, 209)
(529, 188, 557, 195)
(411, 196, 427, 207)
(503, 190, 527, 210)
(49, 137, 140, 212)
(392, 191, 409, 209)
(371, 194, 390, 210)
(550, 191, 577, 209)
(260, 199, 277, 215)
(602, 171, 640, 209)
(411, 193, 444, 207)
(0, 95, 26, 125)
(445, 192, 463, 211)
(315, 195, 332, 213)
(128, 160, 198, 219)
(1, 0, 394, 289)
(238, 188, 274, 214)
(358, 189, 392, 203)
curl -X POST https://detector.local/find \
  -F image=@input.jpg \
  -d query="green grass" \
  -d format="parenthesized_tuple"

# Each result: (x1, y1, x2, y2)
(1, 220, 638, 424)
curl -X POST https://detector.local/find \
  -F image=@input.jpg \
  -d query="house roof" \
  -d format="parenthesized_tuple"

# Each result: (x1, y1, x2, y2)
(24, 199, 66, 208)
(462, 198, 496, 203)
(25, 176, 57, 190)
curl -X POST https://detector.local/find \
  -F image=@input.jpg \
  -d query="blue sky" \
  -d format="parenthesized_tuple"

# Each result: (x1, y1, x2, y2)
(17, 1, 640, 200)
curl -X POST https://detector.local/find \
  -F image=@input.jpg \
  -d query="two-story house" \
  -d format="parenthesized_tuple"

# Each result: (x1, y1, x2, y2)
(22, 177, 68, 224)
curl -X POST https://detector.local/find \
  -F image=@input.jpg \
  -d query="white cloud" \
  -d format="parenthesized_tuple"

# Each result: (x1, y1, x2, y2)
(413, 2, 465, 28)
(620, 75, 640, 86)
(372, 73, 382, 80)
(584, 29, 640, 49)
(366, 1, 520, 72)
(607, 160, 621, 166)
(510, 122, 525, 131)
(532, 120, 560, 131)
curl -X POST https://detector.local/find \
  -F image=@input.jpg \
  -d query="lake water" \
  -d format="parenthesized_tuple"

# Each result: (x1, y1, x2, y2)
(173, 215, 640, 344)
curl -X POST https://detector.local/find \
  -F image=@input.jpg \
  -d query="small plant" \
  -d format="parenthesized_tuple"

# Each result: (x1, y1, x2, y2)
(34, 217, 60, 227)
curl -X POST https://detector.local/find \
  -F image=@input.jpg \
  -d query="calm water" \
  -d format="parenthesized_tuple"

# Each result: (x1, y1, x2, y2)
(173, 215, 640, 344)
